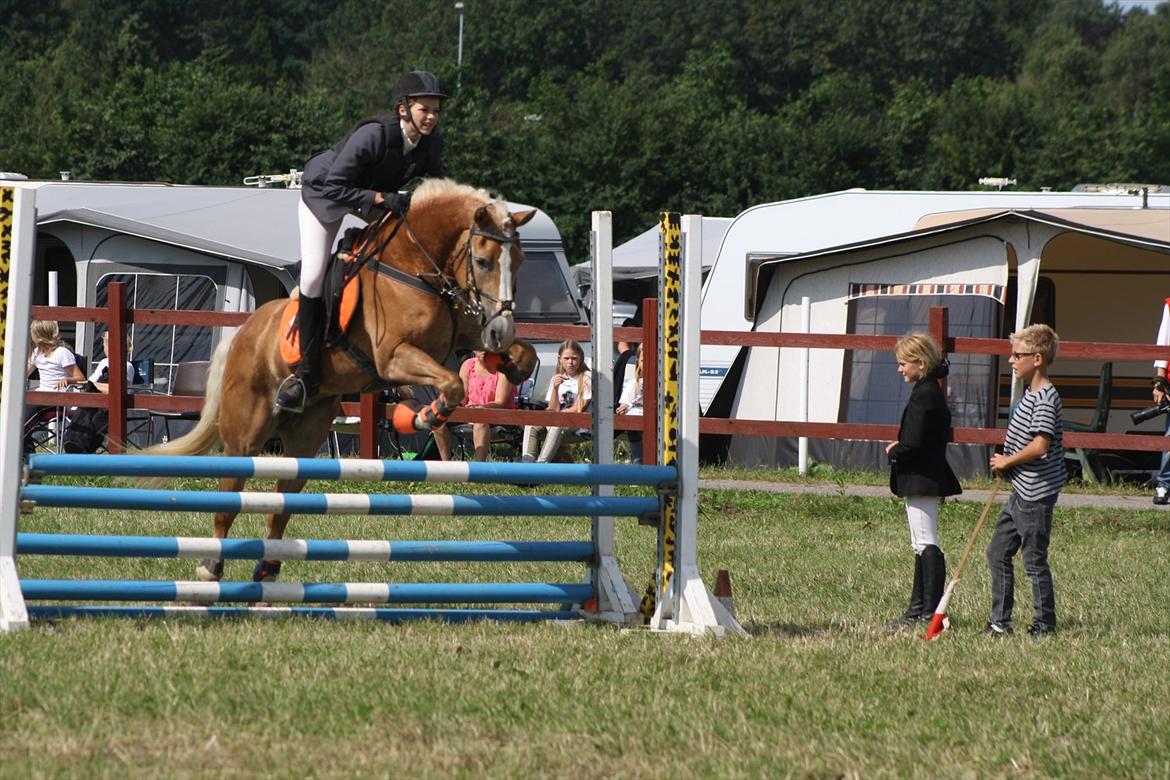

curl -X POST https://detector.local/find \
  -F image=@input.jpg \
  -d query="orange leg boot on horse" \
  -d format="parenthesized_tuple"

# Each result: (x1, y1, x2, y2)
(143, 180, 538, 585)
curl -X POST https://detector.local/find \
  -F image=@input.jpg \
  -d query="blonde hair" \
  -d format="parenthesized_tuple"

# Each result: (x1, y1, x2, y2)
(30, 320, 64, 357)
(1011, 323, 1059, 364)
(894, 333, 942, 372)
(100, 329, 133, 356)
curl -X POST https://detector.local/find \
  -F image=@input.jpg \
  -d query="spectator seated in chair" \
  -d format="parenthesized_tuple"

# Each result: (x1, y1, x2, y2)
(522, 339, 591, 463)
(62, 330, 137, 454)
(23, 320, 87, 454)
(434, 350, 520, 462)
(615, 343, 644, 463)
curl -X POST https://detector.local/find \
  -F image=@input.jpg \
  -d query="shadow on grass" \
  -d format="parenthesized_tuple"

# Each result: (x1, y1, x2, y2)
(744, 620, 836, 639)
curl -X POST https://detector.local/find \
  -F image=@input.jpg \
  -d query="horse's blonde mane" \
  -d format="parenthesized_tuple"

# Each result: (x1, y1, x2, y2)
(412, 178, 510, 225)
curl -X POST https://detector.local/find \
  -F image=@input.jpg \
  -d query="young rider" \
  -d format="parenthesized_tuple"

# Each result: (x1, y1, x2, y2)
(276, 70, 447, 413)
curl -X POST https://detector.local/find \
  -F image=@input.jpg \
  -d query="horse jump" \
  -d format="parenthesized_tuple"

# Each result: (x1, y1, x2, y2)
(0, 188, 742, 635)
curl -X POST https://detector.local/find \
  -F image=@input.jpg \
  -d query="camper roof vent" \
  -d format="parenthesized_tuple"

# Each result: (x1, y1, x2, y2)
(978, 177, 1017, 190)
(0, 171, 29, 180)
(244, 169, 303, 189)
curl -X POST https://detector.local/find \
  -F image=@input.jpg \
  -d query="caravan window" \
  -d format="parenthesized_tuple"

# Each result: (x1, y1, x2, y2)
(95, 272, 219, 391)
(841, 292, 1003, 428)
(514, 251, 580, 320)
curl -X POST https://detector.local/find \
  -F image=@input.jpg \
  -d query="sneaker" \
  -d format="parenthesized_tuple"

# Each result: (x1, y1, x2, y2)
(1154, 485, 1169, 505)
(521, 454, 535, 464)
(1027, 623, 1055, 638)
(983, 621, 1013, 637)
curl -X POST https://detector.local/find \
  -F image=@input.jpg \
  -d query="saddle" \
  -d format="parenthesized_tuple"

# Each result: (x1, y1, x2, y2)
(279, 228, 367, 367)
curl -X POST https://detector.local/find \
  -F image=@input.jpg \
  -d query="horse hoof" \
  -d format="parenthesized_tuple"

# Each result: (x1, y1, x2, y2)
(253, 559, 282, 583)
(196, 558, 224, 582)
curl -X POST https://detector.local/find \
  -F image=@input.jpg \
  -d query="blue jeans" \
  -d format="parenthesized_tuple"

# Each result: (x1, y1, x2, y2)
(1158, 417, 1170, 489)
(986, 492, 1058, 630)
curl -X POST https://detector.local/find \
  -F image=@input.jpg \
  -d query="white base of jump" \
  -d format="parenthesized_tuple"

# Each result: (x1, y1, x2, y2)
(0, 558, 29, 632)
(593, 554, 642, 626)
(650, 565, 746, 638)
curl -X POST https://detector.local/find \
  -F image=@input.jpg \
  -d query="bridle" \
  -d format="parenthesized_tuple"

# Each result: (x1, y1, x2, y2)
(334, 201, 521, 391)
(399, 210, 520, 330)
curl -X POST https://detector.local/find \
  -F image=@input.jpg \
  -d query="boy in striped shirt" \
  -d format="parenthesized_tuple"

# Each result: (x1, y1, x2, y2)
(986, 324, 1065, 638)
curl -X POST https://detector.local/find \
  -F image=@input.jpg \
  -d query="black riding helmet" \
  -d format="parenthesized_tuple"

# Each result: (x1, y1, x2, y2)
(392, 71, 447, 109)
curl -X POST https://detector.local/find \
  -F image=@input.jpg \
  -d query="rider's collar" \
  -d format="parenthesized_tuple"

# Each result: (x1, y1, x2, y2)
(400, 121, 420, 154)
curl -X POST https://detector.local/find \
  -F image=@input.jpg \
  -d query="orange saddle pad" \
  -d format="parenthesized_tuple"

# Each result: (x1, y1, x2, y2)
(280, 276, 361, 366)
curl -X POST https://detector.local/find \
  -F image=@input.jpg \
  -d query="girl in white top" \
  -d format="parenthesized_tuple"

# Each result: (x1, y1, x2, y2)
(616, 344, 643, 416)
(26, 320, 85, 391)
(522, 339, 592, 463)
(87, 331, 137, 393)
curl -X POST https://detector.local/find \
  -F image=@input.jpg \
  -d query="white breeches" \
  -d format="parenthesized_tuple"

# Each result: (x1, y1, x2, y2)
(297, 199, 343, 298)
(904, 496, 941, 555)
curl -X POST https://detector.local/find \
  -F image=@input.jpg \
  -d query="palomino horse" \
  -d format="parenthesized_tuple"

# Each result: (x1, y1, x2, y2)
(148, 179, 538, 582)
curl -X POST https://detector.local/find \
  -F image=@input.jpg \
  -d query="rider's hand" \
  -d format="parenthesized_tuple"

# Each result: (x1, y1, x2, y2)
(381, 191, 412, 216)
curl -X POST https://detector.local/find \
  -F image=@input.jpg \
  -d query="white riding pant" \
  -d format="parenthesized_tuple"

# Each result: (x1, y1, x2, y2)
(297, 199, 343, 299)
(904, 496, 941, 555)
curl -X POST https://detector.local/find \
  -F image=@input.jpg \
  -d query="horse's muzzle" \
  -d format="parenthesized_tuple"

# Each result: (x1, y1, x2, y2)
(481, 310, 515, 353)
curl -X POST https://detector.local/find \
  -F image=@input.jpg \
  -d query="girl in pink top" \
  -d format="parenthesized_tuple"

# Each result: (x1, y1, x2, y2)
(434, 350, 517, 461)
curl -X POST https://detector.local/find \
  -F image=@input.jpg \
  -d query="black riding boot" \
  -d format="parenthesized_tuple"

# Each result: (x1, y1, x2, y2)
(920, 544, 947, 620)
(888, 553, 925, 628)
(275, 294, 325, 413)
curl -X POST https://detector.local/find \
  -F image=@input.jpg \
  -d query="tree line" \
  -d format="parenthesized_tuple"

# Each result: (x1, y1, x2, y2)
(1, 0, 1167, 261)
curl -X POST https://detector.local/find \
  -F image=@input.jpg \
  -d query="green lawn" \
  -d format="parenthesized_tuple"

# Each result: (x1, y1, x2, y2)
(2, 475, 1168, 778)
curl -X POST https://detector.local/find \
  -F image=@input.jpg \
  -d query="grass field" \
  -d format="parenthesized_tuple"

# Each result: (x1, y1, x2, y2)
(2, 472, 1168, 778)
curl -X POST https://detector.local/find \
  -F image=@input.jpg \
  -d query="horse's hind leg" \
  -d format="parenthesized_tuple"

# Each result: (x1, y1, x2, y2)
(252, 399, 339, 583)
(195, 476, 246, 582)
(251, 478, 305, 582)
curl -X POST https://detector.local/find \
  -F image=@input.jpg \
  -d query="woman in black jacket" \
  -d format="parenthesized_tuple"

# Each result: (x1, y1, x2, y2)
(276, 70, 447, 413)
(885, 334, 962, 626)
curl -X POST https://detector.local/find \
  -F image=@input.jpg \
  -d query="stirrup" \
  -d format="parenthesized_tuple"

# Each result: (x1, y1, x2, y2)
(274, 374, 307, 414)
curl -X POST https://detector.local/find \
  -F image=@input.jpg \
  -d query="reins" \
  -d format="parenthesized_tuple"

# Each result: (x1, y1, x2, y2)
(333, 200, 519, 391)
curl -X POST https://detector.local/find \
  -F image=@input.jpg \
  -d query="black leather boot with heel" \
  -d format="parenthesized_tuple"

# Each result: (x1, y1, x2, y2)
(920, 544, 947, 620)
(274, 294, 325, 413)
(888, 554, 925, 628)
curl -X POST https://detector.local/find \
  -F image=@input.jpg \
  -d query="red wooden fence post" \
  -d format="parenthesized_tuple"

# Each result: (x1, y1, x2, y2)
(930, 306, 949, 397)
(360, 392, 379, 459)
(107, 282, 128, 453)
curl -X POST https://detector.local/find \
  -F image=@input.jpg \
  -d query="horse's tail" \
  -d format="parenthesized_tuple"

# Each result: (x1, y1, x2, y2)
(143, 333, 235, 457)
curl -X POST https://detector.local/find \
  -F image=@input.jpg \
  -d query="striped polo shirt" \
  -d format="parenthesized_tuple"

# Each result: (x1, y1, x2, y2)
(1004, 383, 1065, 501)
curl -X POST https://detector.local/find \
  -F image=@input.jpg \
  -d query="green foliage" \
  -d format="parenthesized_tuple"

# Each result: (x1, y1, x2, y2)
(1, 0, 1167, 261)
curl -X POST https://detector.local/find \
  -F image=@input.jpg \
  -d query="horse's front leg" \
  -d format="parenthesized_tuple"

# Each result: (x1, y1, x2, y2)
(196, 476, 246, 582)
(382, 343, 466, 433)
(252, 478, 306, 583)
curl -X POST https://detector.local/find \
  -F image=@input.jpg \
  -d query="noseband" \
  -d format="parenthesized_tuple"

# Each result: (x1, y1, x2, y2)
(396, 211, 520, 330)
(458, 225, 520, 330)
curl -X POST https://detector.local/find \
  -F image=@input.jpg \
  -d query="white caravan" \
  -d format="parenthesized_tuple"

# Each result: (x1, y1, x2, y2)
(681, 187, 1169, 474)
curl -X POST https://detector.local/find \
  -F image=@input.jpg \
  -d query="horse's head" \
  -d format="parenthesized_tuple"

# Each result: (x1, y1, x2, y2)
(463, 200, 536, 351)
(396, 180, 537, 352)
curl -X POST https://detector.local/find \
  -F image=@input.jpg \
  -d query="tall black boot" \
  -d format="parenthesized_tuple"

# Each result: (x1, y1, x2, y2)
(920, 544, 947, 620)
(275, 294, 325, 413)
(888, 554, 925, 628)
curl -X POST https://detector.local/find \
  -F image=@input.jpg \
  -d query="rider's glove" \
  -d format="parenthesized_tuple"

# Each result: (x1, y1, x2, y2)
(382, 191, 412, 216)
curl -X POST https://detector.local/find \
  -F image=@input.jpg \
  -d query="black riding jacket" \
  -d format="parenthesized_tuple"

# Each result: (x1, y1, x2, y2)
(301, 113, 444, 223)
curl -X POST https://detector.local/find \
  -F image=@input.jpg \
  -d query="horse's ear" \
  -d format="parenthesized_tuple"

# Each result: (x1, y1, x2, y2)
(510, 209, 537, 227)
